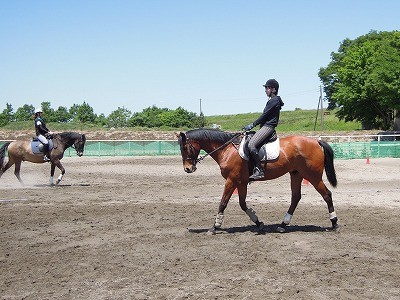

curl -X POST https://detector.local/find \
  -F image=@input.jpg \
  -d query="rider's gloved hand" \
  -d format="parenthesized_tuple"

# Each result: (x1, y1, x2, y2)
(243, 123, 254, 131)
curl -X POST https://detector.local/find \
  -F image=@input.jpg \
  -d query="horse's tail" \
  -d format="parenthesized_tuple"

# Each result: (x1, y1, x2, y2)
(318, 140, 337, 187)
(0, 142, 11, 170)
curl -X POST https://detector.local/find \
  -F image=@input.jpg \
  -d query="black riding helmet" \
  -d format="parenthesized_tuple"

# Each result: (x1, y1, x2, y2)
(263, 79, 279, 92)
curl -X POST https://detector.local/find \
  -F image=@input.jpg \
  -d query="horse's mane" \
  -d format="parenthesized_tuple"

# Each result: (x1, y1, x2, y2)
(186, 128, 238, 144)
(57, 131, 85, 142)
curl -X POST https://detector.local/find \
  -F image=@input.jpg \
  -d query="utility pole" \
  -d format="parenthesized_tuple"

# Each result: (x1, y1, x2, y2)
(320, 85, 324, 130)
(314, 85, 325, 131)
(199, 98, 202, 115)
(199, 98, 205, 127)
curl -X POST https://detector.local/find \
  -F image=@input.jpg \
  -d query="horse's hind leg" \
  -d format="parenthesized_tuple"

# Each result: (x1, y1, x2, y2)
(13, 161, 24, 185)
(277, 171, 302, 233)
(1, 159, 25, 185)
(314, 180, 339, 231)
(0, 159, 11, 177)
(237, 186, 264, 230)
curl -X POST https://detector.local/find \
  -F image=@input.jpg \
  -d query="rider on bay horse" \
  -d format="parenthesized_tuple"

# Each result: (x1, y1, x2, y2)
(34, 108, 53, 161)
(243, 79, 284, 180)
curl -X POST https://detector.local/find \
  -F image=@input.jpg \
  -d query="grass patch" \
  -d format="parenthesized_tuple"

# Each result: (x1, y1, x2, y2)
(206, 109, 361, 132)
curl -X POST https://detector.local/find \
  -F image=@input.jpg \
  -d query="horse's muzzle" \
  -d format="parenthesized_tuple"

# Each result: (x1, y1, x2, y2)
(77, 152, 84, 157)
(184, 165, 197, 173)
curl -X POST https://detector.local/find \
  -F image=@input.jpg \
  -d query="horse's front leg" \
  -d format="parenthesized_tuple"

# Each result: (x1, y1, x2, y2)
(209, 180, 236, 234)
(49, 163, 56, 185)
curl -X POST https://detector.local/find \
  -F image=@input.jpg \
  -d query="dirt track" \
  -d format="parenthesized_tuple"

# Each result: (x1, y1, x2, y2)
(1, 156, 399, 299)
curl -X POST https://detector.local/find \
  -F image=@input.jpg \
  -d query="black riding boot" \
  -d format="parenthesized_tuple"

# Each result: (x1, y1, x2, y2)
(42, 144, 50, 161)
(249, 149, 264, 180)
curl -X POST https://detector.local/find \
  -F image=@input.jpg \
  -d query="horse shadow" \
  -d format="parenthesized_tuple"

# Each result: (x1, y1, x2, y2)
(187, 223, 329, 235)
(33, 183, 90, 188)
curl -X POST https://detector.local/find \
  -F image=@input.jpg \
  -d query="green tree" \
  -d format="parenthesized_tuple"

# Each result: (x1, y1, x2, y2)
(159, 106, 201, 127)
(0, 114, 7, 126)
(128, 105, 204, 128)
(128, 112, 147, 127)
(53, 106, 72, 123)
(14, 104, 34, 121)
(107, 107, 132, 128)
(319, 30, 400, 130)
(95, 113, 107, 126)
(196, 112, 207, 128)
(75, 102, 96, 123)
(69, 104, 80, 120)
(0, 103, 14, 126)
(41, 101, 56, 122)
(128, 106, 168, 128)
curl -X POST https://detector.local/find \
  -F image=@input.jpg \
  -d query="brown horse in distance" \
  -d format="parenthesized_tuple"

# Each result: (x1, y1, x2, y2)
(0, 132, 86, 185)
(177, 129, 338, 234)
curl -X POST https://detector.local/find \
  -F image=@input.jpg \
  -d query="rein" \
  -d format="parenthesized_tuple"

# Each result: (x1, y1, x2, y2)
(195, 132, 242, 163)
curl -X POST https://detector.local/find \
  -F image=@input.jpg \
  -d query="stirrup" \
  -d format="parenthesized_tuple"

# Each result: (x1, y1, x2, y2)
(249, 168, 264, 180)
(43, 156, 50, 162)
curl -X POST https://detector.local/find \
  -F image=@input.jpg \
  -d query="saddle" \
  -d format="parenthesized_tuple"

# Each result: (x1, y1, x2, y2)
(238, 131, 280, 162)
(31, 138, 54, 155)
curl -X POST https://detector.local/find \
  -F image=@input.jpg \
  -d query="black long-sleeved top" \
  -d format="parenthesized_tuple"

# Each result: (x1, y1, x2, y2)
(253, 96, 284, 128)
(34, 116, 50, 136)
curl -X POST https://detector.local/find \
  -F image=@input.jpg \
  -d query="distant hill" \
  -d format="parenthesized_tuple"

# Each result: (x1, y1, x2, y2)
(205, 109, 362, 133)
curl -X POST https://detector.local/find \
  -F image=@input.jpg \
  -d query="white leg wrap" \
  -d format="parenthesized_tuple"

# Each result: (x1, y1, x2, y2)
(49, 176, 54, 185)
(329, 211, 337, 219)
(56, 174, 63, 184)
(214, 213, 224, 228)
(246, 208, 259, 223)
(283, 213, 293, 225)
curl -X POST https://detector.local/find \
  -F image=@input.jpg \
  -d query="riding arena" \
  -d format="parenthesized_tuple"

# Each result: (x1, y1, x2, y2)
(0, 130, 399, 299)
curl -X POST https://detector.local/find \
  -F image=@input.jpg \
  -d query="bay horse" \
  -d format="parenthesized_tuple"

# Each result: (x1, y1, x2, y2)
(0, 132, 86, 185)
(176, 128, 338, 234)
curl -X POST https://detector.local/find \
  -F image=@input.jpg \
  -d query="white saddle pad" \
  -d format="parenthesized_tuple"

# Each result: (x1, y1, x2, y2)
(239, 138, 280, 161)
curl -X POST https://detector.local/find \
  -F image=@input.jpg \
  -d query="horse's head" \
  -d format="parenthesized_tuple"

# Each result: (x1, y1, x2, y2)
(73, 134, 86, 157)
(176, 131, 200, 173)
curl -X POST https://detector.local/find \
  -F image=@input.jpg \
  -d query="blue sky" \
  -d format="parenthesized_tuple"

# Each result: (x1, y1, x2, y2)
(1, 0, 399, 117)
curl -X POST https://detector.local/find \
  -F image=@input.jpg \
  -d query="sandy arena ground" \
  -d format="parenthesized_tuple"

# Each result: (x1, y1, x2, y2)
(0, 155, 399, 299)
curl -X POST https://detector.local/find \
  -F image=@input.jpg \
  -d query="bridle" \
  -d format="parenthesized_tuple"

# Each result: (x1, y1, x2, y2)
(70, 136, 86, 154)
(71, 138, 81, 150)
(184, 139, 199, 165)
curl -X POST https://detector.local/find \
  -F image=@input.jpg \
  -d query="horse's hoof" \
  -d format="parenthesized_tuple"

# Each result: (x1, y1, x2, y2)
(325, 224, 340, 232)
(208, 227, 217, 235)
(257, 222, 264, 231)
(276, 226, 286, 233)
(332, 224, 341, 232)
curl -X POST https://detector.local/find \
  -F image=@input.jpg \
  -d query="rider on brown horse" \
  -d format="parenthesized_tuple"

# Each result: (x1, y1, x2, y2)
(243, 79, 284, 180)
(34, 108, 53, 161)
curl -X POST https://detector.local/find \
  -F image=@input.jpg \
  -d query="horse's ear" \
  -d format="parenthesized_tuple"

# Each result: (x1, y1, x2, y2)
(82, 134, 86, 141)
(179, 132, 186, 143)
(176, 131, 186, 143)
